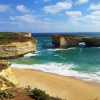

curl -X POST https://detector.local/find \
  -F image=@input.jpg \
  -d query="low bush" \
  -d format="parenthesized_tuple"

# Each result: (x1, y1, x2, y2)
(0, 75, 15, 88)
(0, 90, 15, 99)
(0, 32, 34, 45)
(50, 96, 66, 100)
(32, 88, 50, 100)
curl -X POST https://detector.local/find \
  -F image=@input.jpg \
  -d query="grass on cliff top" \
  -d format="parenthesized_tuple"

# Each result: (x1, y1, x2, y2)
(0, 32, 36, 45)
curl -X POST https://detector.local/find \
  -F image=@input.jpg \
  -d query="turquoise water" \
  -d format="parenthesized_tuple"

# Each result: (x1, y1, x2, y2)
(9, 32, 100, 82)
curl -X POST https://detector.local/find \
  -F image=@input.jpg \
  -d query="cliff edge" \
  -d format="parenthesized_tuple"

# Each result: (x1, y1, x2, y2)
(0, 60, 18, 90)
(0, 32, 37, 58)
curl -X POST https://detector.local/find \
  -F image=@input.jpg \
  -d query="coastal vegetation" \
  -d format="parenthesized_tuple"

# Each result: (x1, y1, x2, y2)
(0, 90, 15, 99)
(0, 87, 98, 100)
(0, 32, 36, 45)
(0, 88, 64, 100)
(0, 75, 15, 88)
(32, 88, 50, 100)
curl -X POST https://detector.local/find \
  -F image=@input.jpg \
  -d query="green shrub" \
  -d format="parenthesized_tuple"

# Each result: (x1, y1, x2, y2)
(32, 88, 50, 100)
(50, 96, 66, 100)
(0, 75, 15, 88)
(55, 97, 66, 100)
(0, 32, 34, 45)
(0, 90, 15, 99)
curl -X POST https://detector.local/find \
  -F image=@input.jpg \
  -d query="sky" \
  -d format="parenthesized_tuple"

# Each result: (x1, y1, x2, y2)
(0, 0, 100, 33)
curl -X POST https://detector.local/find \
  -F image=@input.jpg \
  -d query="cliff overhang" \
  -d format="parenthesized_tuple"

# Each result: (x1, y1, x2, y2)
(52, 34, 100, 48)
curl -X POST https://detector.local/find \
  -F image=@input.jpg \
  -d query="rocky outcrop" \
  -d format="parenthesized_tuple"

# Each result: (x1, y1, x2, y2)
(0, 60, 18, 90)
(0, 41, 37, 58)
(17, 32, 31, 37)
(0, 32, 37, 58)
(52, 34, 100, 48)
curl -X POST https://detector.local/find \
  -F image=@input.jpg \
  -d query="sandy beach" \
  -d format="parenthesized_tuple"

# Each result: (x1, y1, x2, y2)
(12, 68, 100, 100)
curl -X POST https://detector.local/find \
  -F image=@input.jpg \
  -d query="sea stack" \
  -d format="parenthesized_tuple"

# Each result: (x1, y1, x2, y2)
(52, 34, 100, 48)
(0, 32, 37, 59)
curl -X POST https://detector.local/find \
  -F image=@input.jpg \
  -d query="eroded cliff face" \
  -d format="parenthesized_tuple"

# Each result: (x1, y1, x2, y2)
(0, 41, 36, 58)
(52, 34, 100, 48)
(0, 32, 37, 58)
(0, 60, 18, 90)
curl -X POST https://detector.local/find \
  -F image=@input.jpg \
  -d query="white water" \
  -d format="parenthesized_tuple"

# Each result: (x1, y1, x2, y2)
(11, 62, 100, 83)
(24, 51, 41, 57)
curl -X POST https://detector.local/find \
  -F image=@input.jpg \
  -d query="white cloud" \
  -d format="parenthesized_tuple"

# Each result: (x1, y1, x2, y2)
(65, 11, 82, 17)
(88, 3, 100, 10)
(91, 11, 100, 16)
(65, 10, 100, 25)
(10, 14, 36, 22)
(43, 1, 72, 14)
(43, 0, 51, 2)
(2, 15, 100, 32)
(75, 0, 88, 4)
(81, 11, 100, 21)
(83, 15, 96, 20)
(1, 2, 100, 32)
(0, 4, 10, 12)
(16, 5, 34, 13)
(77, 11, 100, 25)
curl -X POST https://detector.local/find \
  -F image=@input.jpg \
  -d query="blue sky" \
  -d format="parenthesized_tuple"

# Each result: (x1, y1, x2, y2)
(0, 0, 100, 32)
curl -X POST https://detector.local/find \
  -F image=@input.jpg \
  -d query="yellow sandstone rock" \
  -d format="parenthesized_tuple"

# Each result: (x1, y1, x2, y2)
(0, 60, 18, 90)
(0, 32, 37, 58)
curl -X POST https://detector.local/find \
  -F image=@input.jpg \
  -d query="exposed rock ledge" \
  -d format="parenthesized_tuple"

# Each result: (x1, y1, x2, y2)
(0, 32, 37, 58)
(52, 34, 100, 48)
(0, 60, 18, 90)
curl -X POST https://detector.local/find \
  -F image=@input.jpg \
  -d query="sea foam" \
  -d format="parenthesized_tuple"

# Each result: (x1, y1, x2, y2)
(11, 62, 100, 83)
(47, 47, 76, 51)
(24, 51, 41, 57)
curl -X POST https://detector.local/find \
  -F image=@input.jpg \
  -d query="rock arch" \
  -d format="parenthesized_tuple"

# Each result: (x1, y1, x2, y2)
(52, 34, 100, 48)
(77, 42, 86, 47)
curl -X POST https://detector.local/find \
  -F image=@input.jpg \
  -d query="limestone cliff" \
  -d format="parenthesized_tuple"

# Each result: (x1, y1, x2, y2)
(0, 60, 18, 90)
(17, 32, 31, 37)
(52, 34, 100, 48)
(0, 32, 37, 58)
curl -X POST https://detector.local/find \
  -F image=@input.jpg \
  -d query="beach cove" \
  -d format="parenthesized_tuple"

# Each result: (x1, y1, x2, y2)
(10, 33, 100, 83)
(12, 68, 100, 100)
(8, 32, 100, 99)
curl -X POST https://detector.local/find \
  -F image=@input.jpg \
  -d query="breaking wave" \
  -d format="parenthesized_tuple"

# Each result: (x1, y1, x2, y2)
(11, 62, 100, 83)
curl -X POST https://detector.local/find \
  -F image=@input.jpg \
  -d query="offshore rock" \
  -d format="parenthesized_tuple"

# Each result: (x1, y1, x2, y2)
(0, 60, 18, 90)
(52, 34, 100, 48)
(0, 32, 37, 58)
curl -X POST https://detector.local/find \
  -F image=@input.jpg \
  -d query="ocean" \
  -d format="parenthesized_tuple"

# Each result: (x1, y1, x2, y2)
(9, 32, 100, 83)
